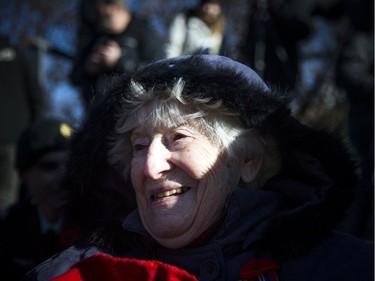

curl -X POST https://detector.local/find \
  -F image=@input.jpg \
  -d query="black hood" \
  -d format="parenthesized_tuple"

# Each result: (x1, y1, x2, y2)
(64, 55, 359, 259)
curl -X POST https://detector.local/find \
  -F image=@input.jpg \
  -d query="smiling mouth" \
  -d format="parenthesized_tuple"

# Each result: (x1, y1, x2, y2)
(151, 186, 191, 201)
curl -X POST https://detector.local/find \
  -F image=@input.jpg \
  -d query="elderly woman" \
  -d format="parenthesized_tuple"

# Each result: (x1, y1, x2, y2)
(23, 55, 373, 281)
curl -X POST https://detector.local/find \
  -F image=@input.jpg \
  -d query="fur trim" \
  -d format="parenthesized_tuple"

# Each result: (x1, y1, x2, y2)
(259, 113, 359, 260)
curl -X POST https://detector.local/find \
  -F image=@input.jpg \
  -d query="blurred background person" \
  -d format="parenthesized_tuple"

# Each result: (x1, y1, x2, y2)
(291, 0, 351, 135)
(165, 0, 232, 58)
(0, 34, 45, 217)
(70, 0, 165, 109)
(0, 117, 76, 281)
(237, 0, 310, 92)
(334, 0, 374, 241)
(289, 0, 373, 241)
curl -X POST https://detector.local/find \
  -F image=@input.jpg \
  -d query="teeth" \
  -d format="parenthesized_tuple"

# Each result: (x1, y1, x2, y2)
(152, 187, 190, 200)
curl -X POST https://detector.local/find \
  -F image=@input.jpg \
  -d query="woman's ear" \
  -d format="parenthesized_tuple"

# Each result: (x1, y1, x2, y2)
(240, 155, 263, 184)
(239, 131, 264, 184)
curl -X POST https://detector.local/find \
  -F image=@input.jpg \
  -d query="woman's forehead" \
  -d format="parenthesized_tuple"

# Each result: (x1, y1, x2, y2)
(125, 103, 194, 127)
(131, 121, 192, 136)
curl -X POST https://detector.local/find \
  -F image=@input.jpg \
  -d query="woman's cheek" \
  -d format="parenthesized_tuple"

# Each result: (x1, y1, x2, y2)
(131, 157, 144, 187)
(181, 149, 220, 179)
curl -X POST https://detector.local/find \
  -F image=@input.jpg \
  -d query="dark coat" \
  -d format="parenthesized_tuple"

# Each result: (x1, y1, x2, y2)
(0, 200, 76, 281)
(22, 190, 373, 281)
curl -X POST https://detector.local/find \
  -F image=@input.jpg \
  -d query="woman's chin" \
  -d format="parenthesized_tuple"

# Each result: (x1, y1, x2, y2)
(151, 230, 196, 249)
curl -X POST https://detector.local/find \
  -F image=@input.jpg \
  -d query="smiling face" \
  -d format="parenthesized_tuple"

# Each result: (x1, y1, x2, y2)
(108, 79, 265, 248)
(130, 123, 241, 248)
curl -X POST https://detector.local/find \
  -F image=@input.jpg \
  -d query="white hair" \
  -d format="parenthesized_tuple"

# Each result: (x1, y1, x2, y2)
(108, 78, 281, 189)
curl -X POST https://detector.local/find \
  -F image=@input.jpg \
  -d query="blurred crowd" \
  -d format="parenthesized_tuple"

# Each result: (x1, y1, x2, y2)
(0, 0, 373, 279)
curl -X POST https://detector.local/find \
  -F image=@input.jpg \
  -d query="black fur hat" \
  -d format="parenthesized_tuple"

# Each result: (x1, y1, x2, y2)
(65, 55, 358, 259)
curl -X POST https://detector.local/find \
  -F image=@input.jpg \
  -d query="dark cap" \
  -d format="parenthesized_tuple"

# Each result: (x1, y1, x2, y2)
(15, 117, 73, 171)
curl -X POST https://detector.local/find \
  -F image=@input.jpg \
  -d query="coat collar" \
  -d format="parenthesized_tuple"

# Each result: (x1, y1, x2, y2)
(121, 189, 286, 251)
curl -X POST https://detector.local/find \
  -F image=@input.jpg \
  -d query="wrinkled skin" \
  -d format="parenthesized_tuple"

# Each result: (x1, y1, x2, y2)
(130, 124, 242, 249)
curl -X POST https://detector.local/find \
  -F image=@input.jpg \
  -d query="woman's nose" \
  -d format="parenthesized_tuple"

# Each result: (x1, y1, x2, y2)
(144, 138, 172, 179)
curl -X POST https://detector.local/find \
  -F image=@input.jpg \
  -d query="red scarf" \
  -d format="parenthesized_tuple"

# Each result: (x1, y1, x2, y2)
(50, 253, 198, 281)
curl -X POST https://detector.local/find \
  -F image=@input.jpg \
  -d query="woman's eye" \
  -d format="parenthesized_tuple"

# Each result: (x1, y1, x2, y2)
(173, 133, 187, 141)
(133, 144, 147, 152)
